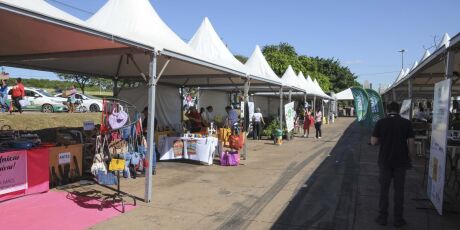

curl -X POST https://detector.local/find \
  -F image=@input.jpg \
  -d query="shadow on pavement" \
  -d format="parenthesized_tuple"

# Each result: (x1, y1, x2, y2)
(271, 121, 460, 230)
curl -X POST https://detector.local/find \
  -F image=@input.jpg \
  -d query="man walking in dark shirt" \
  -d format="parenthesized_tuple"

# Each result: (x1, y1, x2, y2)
(371, 102, 415, 227)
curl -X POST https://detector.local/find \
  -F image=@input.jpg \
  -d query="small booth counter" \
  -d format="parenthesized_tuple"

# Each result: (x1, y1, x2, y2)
(0, 144, 83, 202)
(159, 136, 218, 165)
(0, 148, 49, 202)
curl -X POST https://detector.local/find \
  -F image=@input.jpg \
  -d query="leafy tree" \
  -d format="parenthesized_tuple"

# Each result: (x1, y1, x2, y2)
(57, 73, 95, 94)
(234, 55, 248, 63)
(262, 43, 360, 92)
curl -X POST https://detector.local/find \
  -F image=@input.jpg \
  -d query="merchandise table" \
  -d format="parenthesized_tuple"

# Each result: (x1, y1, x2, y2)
(0, 148, 49, 202)
(159, 137, 218, 165)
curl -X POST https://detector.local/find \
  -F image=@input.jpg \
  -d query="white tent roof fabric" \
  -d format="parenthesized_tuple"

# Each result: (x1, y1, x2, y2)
(335, 88, 354, 100)
(297, 72, 309, 92)
(86, 0, 198, 57)
(188, 17, 247, 76)
(438, 33, 451, 48)
(281, 65, 304, 91)
(411, 61, 419, 71)
(245, 45, 282, 85)
(1, 0, 84, 25)
(420, 50, 431, 62)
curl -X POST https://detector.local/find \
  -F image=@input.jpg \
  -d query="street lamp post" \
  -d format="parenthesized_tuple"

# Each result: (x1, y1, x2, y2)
(397, 49, 406, 70)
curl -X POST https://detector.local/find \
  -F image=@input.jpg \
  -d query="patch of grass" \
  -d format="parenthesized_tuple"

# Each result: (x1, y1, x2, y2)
(0, 112, 101, 131)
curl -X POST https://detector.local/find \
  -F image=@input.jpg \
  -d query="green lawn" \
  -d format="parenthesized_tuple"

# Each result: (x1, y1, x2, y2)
(0, 112, 101, 131)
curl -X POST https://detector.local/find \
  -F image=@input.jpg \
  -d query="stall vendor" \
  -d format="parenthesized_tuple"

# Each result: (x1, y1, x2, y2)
(225, 106, 239, 128)
(142, 106, 157, 134)
(185, 106, 203, 132)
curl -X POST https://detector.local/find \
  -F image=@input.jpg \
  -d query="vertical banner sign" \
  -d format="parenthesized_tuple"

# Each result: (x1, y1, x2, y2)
(0, 150, 28, 195)
(350, 87, 370, 122)
(365, 89, 385, 127)
(399, 99, 412, 120)
(428, 78, 451, 215)
(284, 102, 295, 132)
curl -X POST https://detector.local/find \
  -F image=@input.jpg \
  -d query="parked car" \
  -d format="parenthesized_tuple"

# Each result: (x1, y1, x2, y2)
(7, 87, 68, 113)
(54, 92, 102, 112)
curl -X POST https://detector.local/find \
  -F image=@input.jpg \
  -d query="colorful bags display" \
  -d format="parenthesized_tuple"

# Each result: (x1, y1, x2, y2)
(220, 151, 240, 166)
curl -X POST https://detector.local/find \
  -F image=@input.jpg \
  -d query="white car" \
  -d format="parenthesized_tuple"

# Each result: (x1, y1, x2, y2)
(7, 87, 68, 113)
(55, 92, 102, 112)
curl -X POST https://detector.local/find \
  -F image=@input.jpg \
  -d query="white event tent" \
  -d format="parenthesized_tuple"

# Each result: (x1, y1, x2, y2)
(0, 0, 277, 202)
(335, 88, 354, 100)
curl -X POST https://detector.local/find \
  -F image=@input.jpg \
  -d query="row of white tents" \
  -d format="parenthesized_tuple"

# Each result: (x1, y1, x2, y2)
(381, 32, 460, 101)
(0, 0, 331, 99)
(0, 0, 332, 202)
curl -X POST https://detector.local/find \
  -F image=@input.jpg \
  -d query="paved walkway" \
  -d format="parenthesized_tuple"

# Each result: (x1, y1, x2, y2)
(74, 118, 460, 230)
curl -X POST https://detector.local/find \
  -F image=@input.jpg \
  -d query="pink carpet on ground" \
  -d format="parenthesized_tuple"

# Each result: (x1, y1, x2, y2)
(0, 191, 136, 230)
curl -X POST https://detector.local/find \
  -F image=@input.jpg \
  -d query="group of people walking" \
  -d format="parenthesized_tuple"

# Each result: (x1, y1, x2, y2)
(0, 78, 25, 114)
(301, 108, 323, 139)
(251, 106, 325, 140)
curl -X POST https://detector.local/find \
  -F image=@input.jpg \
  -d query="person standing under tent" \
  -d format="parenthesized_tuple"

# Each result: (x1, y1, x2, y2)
(0, 80, 8, 112)
(314, 108, 322, 139)
(185, 106, 203, 133)
(303, 110, 314, 138)
(67, 85, 77, 113)
(205, 106, 215, 123)
(200, 107, 209, 127)
(371, 102, 415, 227)
(225, 106, 239, 130)
(252, 108, 265, 140)
(10, 78, 24, 114)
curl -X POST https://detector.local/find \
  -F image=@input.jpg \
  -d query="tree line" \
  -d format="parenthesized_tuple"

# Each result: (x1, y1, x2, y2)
(238, 42, 360, 93)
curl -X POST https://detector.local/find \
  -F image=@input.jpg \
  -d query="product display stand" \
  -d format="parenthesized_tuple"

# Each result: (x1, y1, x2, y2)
(99, 170, 136, 213)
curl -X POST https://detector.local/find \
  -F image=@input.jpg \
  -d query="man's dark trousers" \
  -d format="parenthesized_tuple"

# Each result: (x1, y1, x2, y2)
(379, 166, 407, 219)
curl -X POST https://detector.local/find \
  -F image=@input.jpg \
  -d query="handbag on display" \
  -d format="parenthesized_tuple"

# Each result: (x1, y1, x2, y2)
(108, 139, 129, 155)
(91, 136, 107, 176)
(108, 105, 129, 130)
(108, 158, 126, 171)
(229, 135, 242, 150)
(220, 151, 240, 166)
(100, 99, 110, 134)
(96, 170, 118, 185)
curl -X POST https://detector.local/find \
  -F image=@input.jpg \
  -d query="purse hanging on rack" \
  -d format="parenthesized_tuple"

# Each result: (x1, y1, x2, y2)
(91, 135, 107, 176)
(100, 99, 110, 134)
(108, 103, 129, 130)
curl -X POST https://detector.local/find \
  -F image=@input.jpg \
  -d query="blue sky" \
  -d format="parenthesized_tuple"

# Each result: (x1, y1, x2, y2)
(4, 0, 459, 90)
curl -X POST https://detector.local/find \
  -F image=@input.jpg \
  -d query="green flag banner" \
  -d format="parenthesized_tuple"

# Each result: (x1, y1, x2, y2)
(365, 89, 385, 127)
(350, 87, 369, 122)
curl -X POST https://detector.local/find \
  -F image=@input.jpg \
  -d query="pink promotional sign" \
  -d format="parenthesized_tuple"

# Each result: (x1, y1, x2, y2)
(0, 150, 28, 195)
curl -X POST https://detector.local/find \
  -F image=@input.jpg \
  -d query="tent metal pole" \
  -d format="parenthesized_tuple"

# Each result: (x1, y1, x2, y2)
(144, 51, 157, 203)
(445, 50, 455, 80)
(180, 87, 184, 128)
(313, 96, 317, 114)
(113, 77, 118, 98)
(242, 80, 250, 160)
(408, 79, 413, 120)
(287, 89, 292, 141)
(304, 93, 307, 107)
(392, 89, 396, 101)
(279, 87, 283, 131)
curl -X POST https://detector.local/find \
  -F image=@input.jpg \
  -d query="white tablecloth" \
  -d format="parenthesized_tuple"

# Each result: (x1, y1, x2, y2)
(159, 137, 218, 165)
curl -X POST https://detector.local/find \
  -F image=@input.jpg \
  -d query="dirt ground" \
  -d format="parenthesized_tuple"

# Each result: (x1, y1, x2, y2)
(59, 117, 460, 230)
